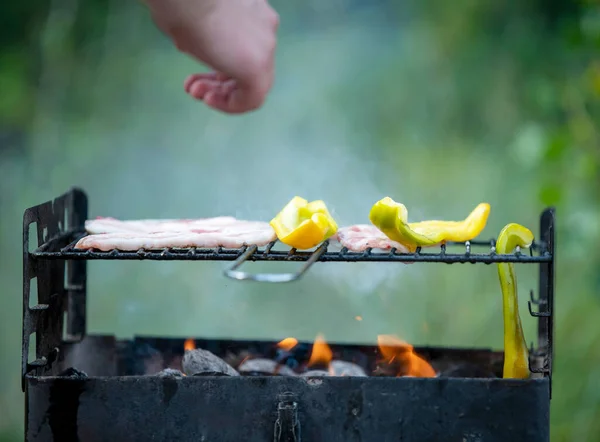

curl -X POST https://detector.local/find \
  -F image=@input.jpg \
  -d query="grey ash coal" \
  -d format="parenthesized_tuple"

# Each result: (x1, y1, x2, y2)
(141, 335, 501, 379)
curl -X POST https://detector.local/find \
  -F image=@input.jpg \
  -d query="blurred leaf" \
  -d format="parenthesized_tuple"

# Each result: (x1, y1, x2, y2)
(511, 123, 546, 168)
(577, 153, 600, 180)
(544, 130, 569, 162)
(533, 78, 560, 113)
(587, 62, 600, 97)
(562, 19, 586, 46)
(0, 53, 31, 127)
(538, 183, 563, 206)
(580, 4, 600, 41)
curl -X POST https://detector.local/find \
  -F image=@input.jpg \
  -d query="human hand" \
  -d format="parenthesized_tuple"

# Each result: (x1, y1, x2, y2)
(144, 0, 279, 114)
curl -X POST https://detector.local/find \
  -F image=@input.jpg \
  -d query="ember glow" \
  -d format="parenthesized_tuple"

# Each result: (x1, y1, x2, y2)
(307, 334, 333, 368)
(184, 338, 196, 351)
(377, 335, 436, 378)
(277, 337, 299, 352)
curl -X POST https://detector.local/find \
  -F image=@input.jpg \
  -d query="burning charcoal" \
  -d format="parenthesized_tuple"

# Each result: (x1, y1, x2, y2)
(182, 349, 239, 377)
(58, 367, 88, 379)
(372, 365, 396, 377)
(329, 360, 367, 377)
(238, 358, 297, 376)
(301, 370, 331, 377)
(274, 351, 301, 371)
(156, 368, 185, 378)
(301, 334, 335, 374)
(127, 342, 164, 375)
(275, 341, 311, 371)
(375, 335, 437, 378)
(223, 350, 254, 369)
(276, 337, 299, 352)
(439, 364, 497, 378)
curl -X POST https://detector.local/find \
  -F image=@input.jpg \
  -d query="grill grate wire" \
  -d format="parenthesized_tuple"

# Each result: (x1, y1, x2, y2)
(32, 231, 551, 283)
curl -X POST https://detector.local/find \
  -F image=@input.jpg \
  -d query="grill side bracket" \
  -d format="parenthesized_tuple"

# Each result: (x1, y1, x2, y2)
(538, 208, 555, 397)
(22, 187, 88, 390)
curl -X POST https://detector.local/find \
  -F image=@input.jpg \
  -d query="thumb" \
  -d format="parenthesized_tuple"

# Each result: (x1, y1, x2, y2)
(227, 86, 265, 113)
(204, 79, 270, 114)
(229, 70, 274, 113)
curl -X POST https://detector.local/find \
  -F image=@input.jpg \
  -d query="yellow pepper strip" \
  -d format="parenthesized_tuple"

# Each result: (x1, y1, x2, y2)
(496, 223, 534, 379)
(270, 196, 338, 250)
(368, 197, 491, 251)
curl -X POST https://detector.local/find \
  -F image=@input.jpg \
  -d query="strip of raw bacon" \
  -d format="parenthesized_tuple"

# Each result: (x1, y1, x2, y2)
(85, 216, 238, 234)
(334, 225, 411, 253)
(75, 222, 276, 251)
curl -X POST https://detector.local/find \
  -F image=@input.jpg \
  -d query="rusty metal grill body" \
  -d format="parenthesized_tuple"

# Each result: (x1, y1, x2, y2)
(22, 188, 555, 442)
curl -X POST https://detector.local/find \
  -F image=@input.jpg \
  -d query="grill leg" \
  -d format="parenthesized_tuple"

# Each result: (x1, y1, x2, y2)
(538, 208, 555, 398)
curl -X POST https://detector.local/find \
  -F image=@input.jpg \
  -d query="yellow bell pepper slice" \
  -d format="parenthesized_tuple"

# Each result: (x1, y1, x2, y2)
(496, 223, 534, 379)
(270, 196, 338, 250)
(368, 197, 490, 251)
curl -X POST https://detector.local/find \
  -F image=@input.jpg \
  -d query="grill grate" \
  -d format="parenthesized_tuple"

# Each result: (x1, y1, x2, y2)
(34, 233, 550, 263)
(32, 232, 552, 283)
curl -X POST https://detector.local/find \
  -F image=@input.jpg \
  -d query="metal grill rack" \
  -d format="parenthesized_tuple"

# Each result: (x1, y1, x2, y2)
(22, 187, 555, 396)
(32, 217, 553, 284)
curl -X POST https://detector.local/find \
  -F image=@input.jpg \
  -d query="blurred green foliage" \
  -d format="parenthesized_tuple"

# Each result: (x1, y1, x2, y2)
(0, 0, 599, 441)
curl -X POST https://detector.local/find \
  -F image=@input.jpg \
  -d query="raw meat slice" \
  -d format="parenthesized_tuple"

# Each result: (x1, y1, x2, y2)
(75, 222, 277, 251)
(85, 216, 238, 234)
(335, 225, 411, 253)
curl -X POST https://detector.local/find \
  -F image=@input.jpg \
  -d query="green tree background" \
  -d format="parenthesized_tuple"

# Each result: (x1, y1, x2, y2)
(0, 0, 599, 440)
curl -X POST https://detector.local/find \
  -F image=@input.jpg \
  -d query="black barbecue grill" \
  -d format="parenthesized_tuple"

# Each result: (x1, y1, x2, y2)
(22, 187, 555, 442)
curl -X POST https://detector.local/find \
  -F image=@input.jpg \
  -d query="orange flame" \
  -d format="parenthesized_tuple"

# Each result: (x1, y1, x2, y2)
(184, 338, 196, 351)
(377, 335, 436, 378)
(307, 333, 333, 368)
(277, 337, 299, 352)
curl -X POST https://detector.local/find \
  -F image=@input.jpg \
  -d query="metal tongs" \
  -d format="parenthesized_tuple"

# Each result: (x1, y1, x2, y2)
(223, 242, 328, 283)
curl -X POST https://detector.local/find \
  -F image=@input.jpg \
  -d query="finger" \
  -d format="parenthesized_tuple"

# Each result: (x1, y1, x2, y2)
(184, 72, 233, 93)
(257, 0, 279, 29)
(184, 75, 200, 93)
(197, 78, 260, 114)
(203, 90, 233, 113)
(268, 7, 280, 30)
(203, 86, 254, 115)
(218, 79, 237, 95)
(228, 63, 273, 112)
(184, 73, 214, 93)
(228, 53, 274, 112)
(188, 77, 236, 100)
(226, 86, 265, 113)
(188, 79, 221, 100)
